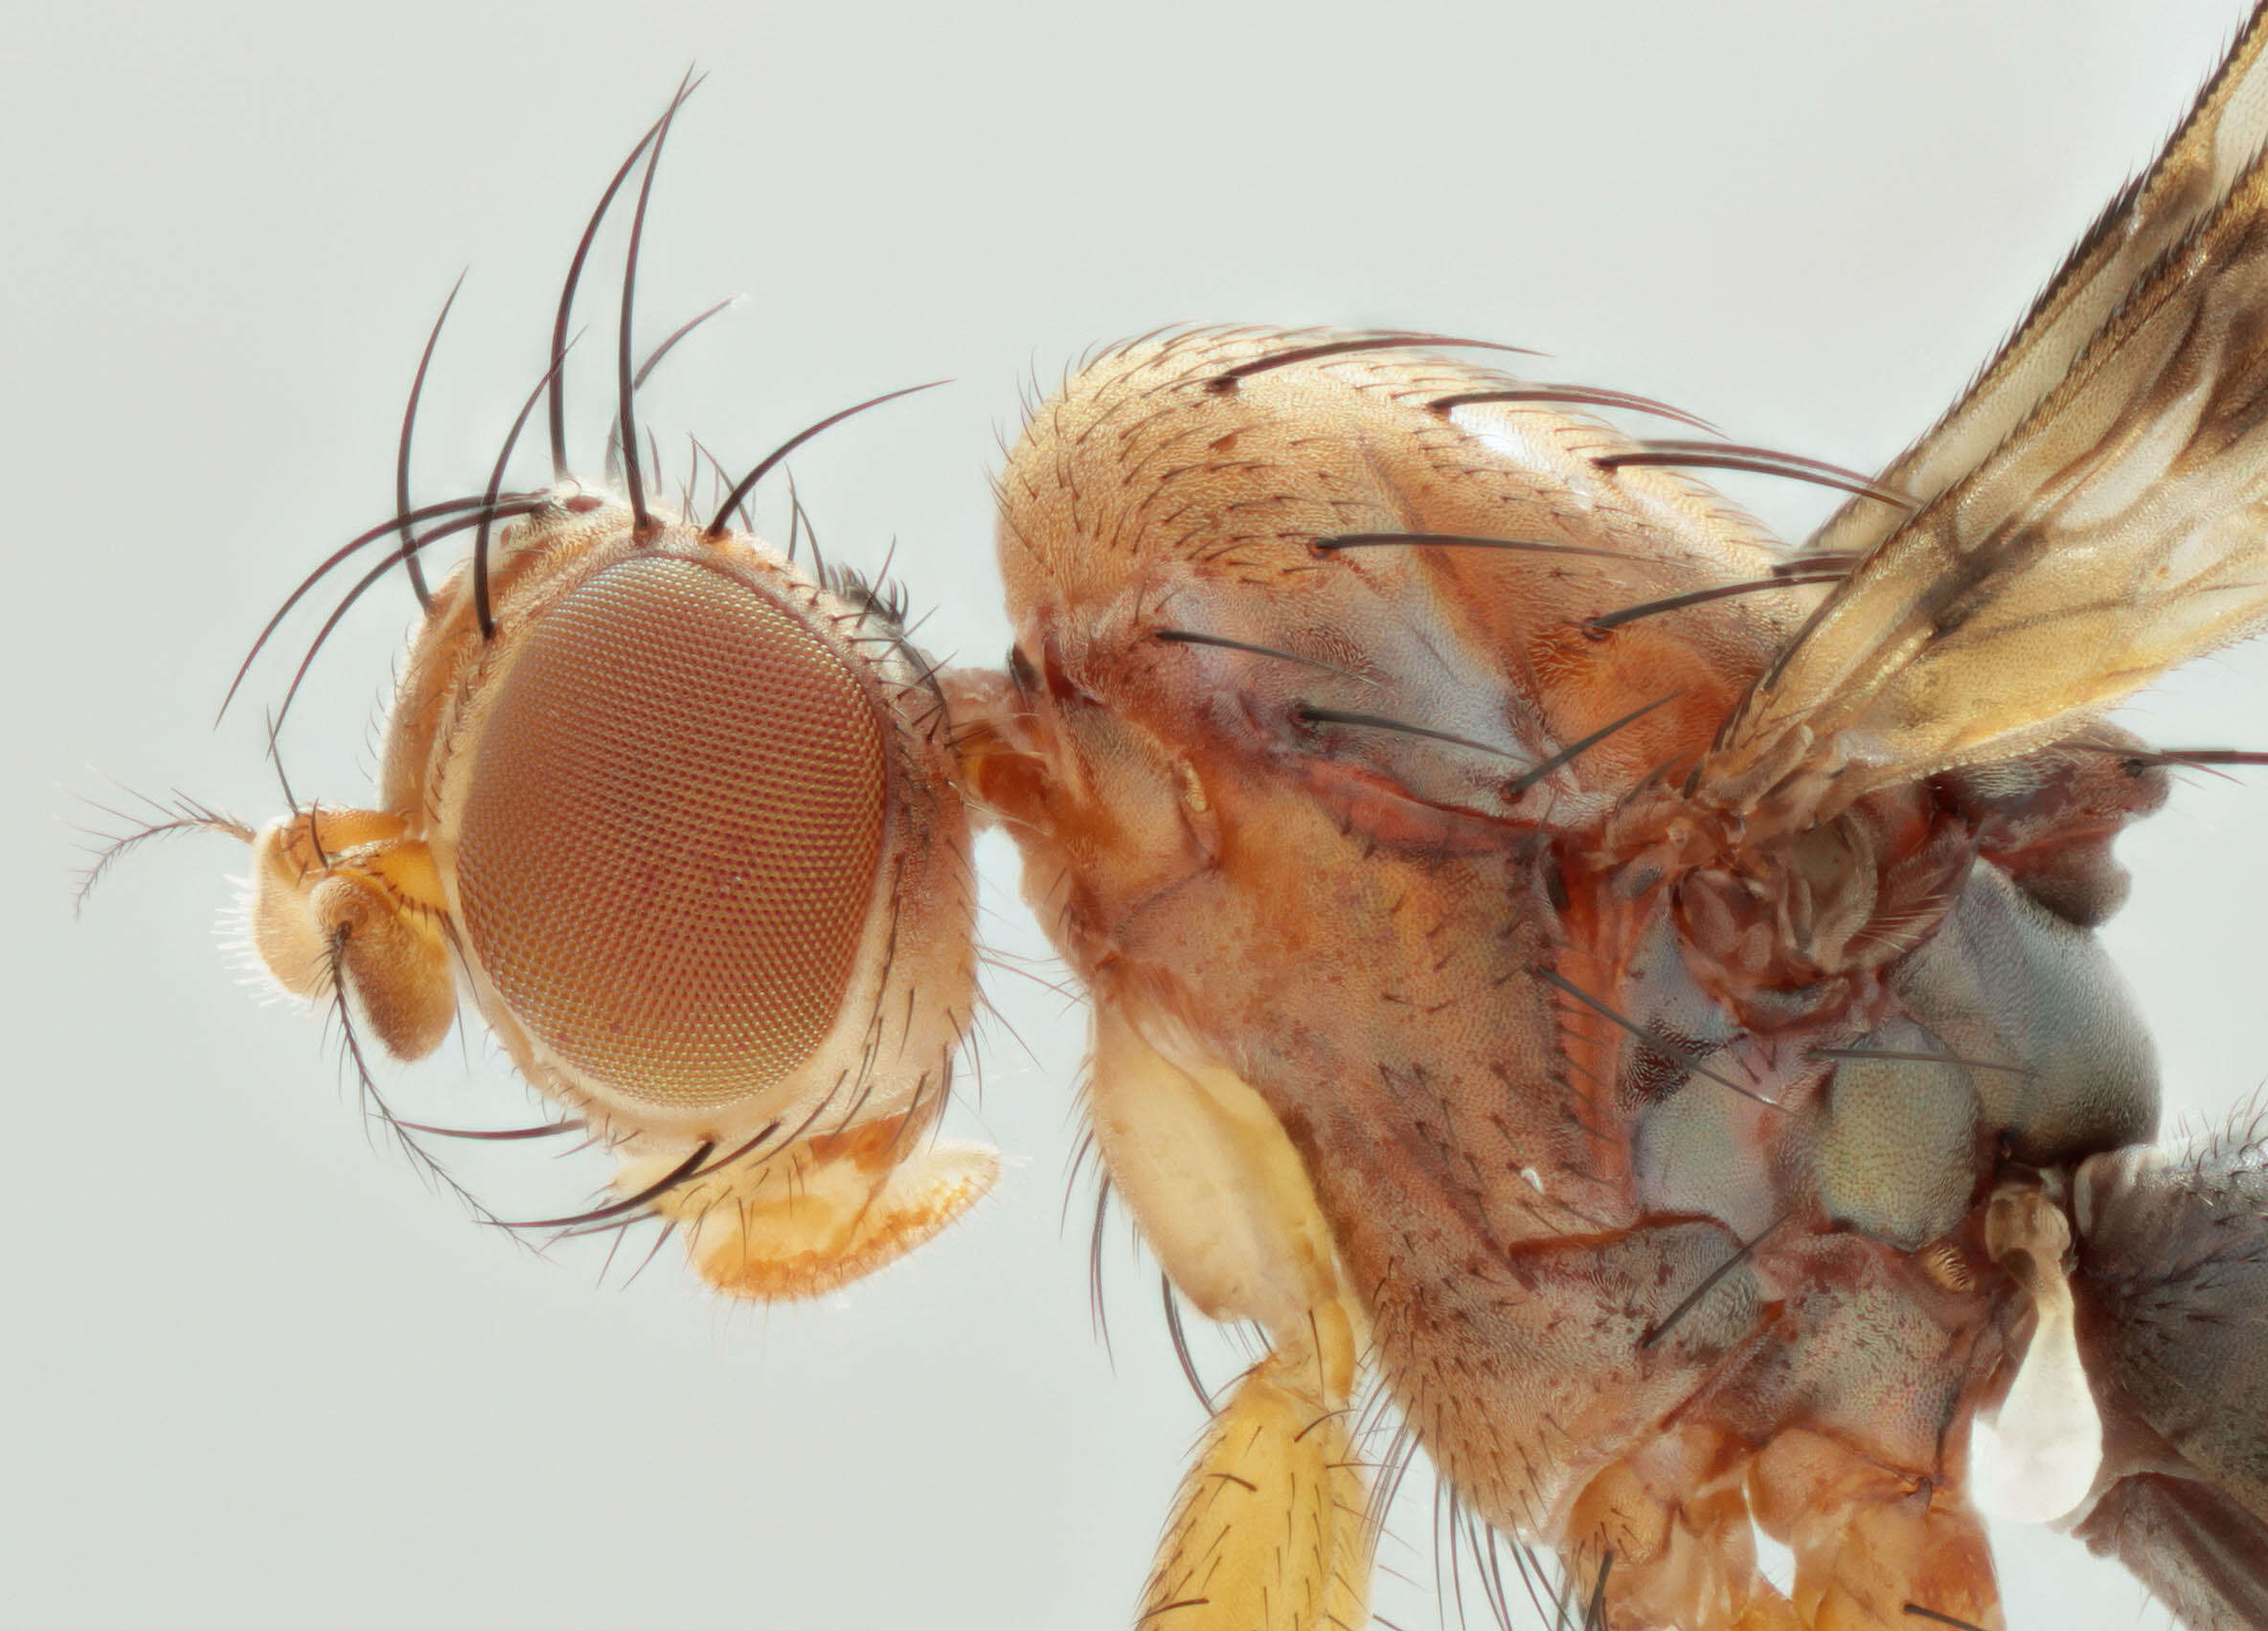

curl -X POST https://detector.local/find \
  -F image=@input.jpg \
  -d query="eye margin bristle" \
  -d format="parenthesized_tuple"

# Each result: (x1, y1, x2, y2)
(394, 269, 467, 613)
(545, 79, 692, 482)
(472, 347, 579, 641)
(704, 380, 950, 541)
(220, 490, 545, 727)
(617, 78, 701, 536)
(284, 498, 546, 733)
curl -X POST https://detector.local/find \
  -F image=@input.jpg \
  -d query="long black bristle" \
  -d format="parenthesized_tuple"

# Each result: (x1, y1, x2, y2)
(704, 1120, 784, 1176)
(1292, 703, 1523, 761)
(283, 502, 542, 731)
(395, 270, 465, 611)
(489, 1141, 716, 1232)
(604, 296, 739, 474)
(705, 381, 947, 538)
(1152, 626, 1374, 684)
(1777, 551, 1861, 577)
(1431, 383, 1718, 435)
(473, 350, 576, 640)
(1316, 532, 1626, 560)
(220, 491, 539, 723)
(1640, 1213, 1787, 1349)
(392, 1120, 584, 1141)
(1504, 694, 1675, 798)
(619, 86, 694, 534)
(2113, 746, 2268, 768)
(1159, 1274, 1212, 1410)
(322, 925, 507, 1233)
(635, 295, 737, 393)
(1902, 1605, 1988, 1631)
(547, 98, 676, 480)
(1596, 440, 1913, 508)
(1584, 570, 1846, 633)
(1207, 329, 1538, 393)
(1087, 1177, 1114, 1365)
(1581, 1552, 1614, 1631)
(261, 715, 312, 867)
(1532, 964, 1782, 1111)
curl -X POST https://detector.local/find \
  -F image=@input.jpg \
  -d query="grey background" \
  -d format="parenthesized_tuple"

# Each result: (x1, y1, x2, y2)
(9, 1, 2265, 1626)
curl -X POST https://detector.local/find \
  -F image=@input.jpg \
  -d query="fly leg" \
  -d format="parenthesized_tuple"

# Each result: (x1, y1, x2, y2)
(1746, 1429, 2003, 1631)
(1142, 1301, 1365, 1631)
(1561, 1427, 1799, 1631)
(1086, 1009, 1370, 1631)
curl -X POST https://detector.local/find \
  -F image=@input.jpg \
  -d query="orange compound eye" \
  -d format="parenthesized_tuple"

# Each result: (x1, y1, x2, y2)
(452, 553, 888, 1114)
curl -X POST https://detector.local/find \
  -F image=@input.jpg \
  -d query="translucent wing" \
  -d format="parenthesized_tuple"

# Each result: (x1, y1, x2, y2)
(1703, 5, 2268, 825)
(1805, 8, 2268, 568)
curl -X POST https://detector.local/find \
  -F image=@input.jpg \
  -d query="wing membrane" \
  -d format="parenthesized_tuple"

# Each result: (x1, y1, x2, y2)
(1805, 7, 2268, 566)
(1704, 7, 2268, 823)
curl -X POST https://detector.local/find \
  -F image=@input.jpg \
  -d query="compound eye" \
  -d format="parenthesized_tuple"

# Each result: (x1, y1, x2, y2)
(453, 553, 890, 1114)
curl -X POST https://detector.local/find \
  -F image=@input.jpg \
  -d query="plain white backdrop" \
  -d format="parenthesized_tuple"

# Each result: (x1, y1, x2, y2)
(10, 1, 2266, 1626)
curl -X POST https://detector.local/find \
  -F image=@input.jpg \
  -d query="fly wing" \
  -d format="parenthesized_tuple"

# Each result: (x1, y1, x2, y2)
(1804, 6, 2268, 569)
(1702, 7, 2268, 827)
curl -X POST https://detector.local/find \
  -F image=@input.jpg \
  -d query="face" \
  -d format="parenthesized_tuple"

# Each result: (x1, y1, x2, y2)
(26, 2, 2266, 1626)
